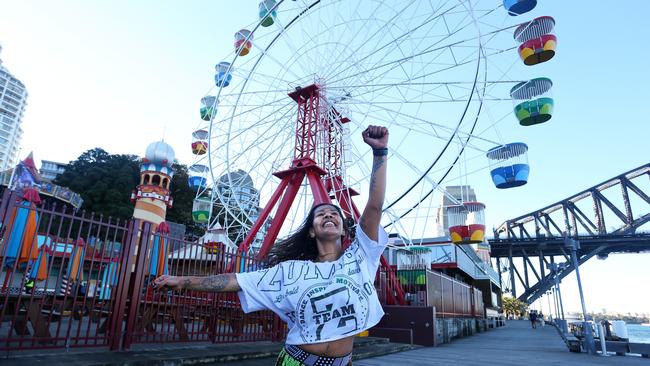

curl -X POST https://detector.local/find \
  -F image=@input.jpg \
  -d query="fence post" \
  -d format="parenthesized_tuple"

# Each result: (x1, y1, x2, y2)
(108, 219, 142, 351)
(0, 187, 15, 225)
(122, 221, 153, 350)
(471, 288, 476, 317)
(0, 190, 18, 271)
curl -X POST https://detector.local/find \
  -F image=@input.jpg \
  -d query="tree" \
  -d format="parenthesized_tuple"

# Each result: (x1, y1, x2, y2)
(166, 163, 204, 238)
(55, 148, 200, 236)
(55, 148, 140, 220)
(502, 296, 528, 319)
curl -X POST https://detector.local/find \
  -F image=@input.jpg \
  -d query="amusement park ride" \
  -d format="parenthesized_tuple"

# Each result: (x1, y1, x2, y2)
(185, 0, 558, 295)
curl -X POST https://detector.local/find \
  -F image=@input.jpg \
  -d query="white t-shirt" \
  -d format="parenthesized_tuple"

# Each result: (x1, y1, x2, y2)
(236, 224, 387, 345)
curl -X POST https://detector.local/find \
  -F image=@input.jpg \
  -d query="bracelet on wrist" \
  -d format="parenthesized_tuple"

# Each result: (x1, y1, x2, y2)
(372, 148, 388, 156)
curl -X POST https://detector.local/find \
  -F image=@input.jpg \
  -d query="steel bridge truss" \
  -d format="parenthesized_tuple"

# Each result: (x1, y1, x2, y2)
(490, 163, 650, 304)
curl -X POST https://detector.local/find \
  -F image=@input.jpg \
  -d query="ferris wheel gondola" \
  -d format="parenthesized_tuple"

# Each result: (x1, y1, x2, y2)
(514, 16, 557, 66)
(234, 29, 253, 56)
(503, 0, 537, 16)
(191, 129, 209, 155)
(486, 142, 529, 189)
(259, 0, 278, 27)
(510, 77, 554, 126)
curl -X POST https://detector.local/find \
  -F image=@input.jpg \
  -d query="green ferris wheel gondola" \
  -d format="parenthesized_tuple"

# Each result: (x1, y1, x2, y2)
(192, 197, 212, 224)
(510, 77, 554, 126)
(200, 96, 217, 122)
(259, 0, 277, 27)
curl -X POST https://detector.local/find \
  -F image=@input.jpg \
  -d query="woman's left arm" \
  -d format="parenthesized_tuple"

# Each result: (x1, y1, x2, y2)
(359, 125, 388, 241)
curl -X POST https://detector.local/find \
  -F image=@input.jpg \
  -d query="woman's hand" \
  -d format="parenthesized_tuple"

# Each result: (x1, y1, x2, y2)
(153, 275, 186, 291)
(359, 125, 388, 241)
(362, 125, 388, 149)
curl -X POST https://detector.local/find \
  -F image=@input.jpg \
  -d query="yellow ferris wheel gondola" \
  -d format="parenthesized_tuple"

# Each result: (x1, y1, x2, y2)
(234, 29, 253, 56)
(514, 16, 557, 66)
(191, 129, 209, 155)
(447, 202, 486, 244)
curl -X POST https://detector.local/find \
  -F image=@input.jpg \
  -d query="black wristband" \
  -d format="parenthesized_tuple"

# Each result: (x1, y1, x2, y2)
(373, 148, 388, 156)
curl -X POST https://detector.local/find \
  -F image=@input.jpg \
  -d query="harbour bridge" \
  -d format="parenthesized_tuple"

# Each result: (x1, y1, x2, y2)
(489, 162, 650, 304)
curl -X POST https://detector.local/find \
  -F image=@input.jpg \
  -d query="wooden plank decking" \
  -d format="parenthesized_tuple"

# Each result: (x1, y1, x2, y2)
(355, 320, 649, 366)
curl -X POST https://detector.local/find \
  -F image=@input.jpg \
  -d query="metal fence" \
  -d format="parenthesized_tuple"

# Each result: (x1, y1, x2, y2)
(377, 266, 484, 318)
(1, 187, 483, 352)
(0, 189, 282, 351)
(121, 222, 283, 349)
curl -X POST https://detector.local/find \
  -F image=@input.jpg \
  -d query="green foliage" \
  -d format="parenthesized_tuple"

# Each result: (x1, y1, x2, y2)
(502, 296, 529, 318)
(55, 148, 140, 220)
(166, 163, 203, 238)
(571, 312, 650, 324)
(54, 148, 200, 236)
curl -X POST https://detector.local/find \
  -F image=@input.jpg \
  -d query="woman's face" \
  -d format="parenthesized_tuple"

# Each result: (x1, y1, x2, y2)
(309, 204, 344, 240)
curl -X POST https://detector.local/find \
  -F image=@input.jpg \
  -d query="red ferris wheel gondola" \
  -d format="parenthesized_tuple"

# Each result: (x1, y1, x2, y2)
(447, 202, 486, 244)
(514, 16, 556, 66)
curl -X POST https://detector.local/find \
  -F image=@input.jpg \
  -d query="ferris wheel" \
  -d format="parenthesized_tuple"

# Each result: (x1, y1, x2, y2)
(188, 0, 557, 253)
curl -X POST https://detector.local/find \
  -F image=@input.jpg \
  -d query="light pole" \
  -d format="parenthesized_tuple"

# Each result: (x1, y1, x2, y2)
(564, 236, 596, 354)
(551, 262, 567, 333)
(554, 264, 566, 321)
(552, 287, 559, 321)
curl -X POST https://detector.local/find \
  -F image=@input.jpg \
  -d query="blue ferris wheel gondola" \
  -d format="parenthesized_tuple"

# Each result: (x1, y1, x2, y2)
(188, 164, 209, 189)
(215, 62, 232, 87)
(503, 0, 537, 16)
(486, 142, 529, 189)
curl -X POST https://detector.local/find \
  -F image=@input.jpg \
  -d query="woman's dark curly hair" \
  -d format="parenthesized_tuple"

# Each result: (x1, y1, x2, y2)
(266, 203, 355, 267)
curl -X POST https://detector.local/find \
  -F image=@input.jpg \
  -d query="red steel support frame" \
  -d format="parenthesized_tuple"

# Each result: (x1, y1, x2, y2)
(234, 83, 405, 304)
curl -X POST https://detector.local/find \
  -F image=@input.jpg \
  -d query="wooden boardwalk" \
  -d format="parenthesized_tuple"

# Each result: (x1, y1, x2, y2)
(6, 319, 646, 365)
(355, 320, 649, 366)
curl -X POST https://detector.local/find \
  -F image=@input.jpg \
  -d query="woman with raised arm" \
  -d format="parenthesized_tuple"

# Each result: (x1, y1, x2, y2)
(154, 125, 389, 366)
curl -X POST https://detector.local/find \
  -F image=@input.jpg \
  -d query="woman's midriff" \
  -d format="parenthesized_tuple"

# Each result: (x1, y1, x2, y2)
(297, 335, 354, 357)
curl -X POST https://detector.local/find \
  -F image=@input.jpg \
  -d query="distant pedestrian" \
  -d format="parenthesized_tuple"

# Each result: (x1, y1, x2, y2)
(538, 311, 545, 327)
(529, 310, 538, 329)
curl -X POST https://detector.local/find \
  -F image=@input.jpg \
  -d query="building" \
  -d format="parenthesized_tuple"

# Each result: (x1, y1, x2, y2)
(131, 140, 175, 226)
(216, 169, 260, 214)
(214, 169, 265, 246)
(40, 160, 67, 181)
(386, 234, 502, 314)
(0, 45, 27, 172)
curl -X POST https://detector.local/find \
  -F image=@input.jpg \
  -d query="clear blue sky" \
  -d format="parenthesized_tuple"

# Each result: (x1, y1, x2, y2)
(1, 0, 649, 314)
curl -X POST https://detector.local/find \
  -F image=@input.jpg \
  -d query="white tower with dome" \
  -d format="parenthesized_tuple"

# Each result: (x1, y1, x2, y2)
(131, 140, 175, 225)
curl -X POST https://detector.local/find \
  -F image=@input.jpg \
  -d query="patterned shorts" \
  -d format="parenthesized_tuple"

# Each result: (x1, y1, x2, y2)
(275, 344, 352, 366)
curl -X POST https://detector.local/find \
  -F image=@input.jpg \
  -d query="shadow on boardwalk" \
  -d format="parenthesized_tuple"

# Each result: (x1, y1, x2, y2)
(356, 320, 648, 366)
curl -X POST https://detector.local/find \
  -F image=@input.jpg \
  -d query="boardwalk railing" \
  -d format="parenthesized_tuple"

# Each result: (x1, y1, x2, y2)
(377, 266, 484, 318)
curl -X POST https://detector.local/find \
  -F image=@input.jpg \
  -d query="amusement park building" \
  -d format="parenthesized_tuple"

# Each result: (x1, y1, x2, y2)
(0, 45, 26, 172)
(386, 234, 502, 313)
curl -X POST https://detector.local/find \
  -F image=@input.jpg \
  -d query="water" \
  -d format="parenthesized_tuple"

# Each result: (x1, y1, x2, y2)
(628, 324, 650, 343)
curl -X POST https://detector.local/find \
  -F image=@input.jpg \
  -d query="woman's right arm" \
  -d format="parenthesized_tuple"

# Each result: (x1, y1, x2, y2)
(153, 274, 241, 292)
